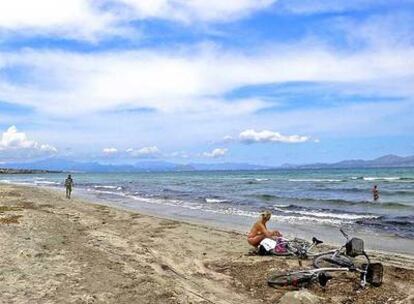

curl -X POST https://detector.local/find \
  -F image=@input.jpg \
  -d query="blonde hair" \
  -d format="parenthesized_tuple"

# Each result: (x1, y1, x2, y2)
(260, 211, 272, 221)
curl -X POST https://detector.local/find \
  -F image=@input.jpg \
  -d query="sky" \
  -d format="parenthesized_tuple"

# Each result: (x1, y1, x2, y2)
(0, 0, 413, 165)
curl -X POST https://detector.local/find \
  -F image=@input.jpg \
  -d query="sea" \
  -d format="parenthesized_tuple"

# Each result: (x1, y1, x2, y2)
(2, 168, 414, 254)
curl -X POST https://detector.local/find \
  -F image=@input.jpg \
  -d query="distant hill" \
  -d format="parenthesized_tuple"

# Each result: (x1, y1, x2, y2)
(280, 154, 414, 169)
(1, 154, 413, 173)
(1, 158, 273, 173)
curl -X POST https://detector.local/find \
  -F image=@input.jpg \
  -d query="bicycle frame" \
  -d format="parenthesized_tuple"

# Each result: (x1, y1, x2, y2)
(269, 229, 378, 289)
(314, 228, 371, 287)
(277, 237, 321, 258)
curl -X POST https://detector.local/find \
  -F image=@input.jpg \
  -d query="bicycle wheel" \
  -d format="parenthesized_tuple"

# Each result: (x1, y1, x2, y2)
(313, 253, 354, 268)
(268, 271, 313, 288)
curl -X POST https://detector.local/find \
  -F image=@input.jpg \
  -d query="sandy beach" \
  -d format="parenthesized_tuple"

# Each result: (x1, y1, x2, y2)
(1, 184, 413, 304)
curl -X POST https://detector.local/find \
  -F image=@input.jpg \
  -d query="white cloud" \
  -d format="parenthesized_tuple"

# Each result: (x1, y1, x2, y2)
(102, 147, 118, 154)
(223, 135, 234, 142)
(0, 44, 413, 118)
(127, 146, 161, 158)
(118, 0, 276, 22)
(0, 0, 118, 41)
(0, 126, 57, 160)
(0, 0, 276, 41)
(203, 148, 228, 158)
(277, 0, 411, 15)
(239, 129, 313, 143)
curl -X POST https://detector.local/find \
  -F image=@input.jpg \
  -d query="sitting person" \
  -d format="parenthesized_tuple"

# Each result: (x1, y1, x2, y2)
(247, 211, 282, 247)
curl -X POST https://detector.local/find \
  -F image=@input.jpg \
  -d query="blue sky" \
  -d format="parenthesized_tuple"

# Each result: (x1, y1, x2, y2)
(0, 0, 413, 165)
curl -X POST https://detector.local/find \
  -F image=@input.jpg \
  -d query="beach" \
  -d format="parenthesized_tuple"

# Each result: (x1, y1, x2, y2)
(0, 184, 413, 304)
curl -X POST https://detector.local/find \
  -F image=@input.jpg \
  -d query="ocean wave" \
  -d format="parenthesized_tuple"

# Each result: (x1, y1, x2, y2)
(203, 207, 345, 226)
(363, 176, 401, 181)
(273, 204, 290, 208)
(0, 180, 34, 186)
(246, 178, 270, 184)
(255, 194, 279, 201)
(273, 205, 378, 220)
(356, 216, 414, 238)
(289, 179, 344, 182)
(94, 185, 123, 191)
(34, 181, 61, 185)
(205, 198, 229, 203)
(316, 198, 413, 210)
(254, 193, 414, 209)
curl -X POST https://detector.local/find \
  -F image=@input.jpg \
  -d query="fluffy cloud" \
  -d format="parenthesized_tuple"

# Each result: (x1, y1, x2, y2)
(0, 44, 413, 118)
(102, 147, 118, 154)
(0, 0, 276, 41)
(277, 0, 403, 15)
(239, 129, 313, 144)
(117, 0, 276, 22)
(203, 148, 228, 158)
(127, 146, 161, 158)
(0, 0, 118, 41)
(0, 126, 57, 160)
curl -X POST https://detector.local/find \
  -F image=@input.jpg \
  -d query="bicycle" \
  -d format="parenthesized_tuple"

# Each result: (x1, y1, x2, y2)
(268, 229, 384, 289)
(312, 228, 366, 269)
(267, 262, 383, 289)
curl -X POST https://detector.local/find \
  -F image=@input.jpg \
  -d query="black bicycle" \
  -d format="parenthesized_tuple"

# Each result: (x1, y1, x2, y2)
(268, 229, 383, 289)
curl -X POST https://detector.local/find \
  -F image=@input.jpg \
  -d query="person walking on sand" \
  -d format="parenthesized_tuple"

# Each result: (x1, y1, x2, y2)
(64, 174, 74, 199)
(372, 185, 379, 201)
(247, 211, 282, 247)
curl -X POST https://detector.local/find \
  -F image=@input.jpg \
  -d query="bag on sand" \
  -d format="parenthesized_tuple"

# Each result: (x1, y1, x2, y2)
(258, 238, 288, 255)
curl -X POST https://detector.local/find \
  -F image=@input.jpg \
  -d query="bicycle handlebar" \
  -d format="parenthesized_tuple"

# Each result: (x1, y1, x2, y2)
(339, 228, 349, 240)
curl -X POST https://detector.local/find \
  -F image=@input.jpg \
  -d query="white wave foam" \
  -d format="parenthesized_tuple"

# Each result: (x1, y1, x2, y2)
(0, 180, 33, 186)
(273, 204, 290, 208)
(273, 207, 378, 220)
(205, 198, 228, 203)
(363, 177, 400, 181)
(255, 178, 270, 182)
(289, 179, 343, 182)
(94, 185, 122, 190)
(204, 207, 345, 225)
(35, 181, 60, 185)
(119, 194, 347, 226)
(84, 190, 357, 227)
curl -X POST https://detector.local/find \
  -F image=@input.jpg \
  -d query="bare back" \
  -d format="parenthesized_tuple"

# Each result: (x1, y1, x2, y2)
(248, 220, 267, 238)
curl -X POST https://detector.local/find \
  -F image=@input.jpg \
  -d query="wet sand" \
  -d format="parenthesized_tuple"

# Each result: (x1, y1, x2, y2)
(1, 184, 413, 304)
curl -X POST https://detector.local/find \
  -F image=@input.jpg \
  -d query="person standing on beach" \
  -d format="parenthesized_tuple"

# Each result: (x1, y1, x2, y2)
(65, 175, 74, 199)
(372, 185, 379, 201)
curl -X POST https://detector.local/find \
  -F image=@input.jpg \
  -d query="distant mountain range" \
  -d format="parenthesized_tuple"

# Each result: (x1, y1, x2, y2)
(1, 154, 413, 173)
(1, 158, 272, 173)
(280, 154, 414, 169)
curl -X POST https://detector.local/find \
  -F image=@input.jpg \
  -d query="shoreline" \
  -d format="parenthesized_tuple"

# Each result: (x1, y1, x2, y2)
(1, 171, 414, 256)
(72, 184, 414, 256)
(1, 184, 414, 303)
(3, 181, 414, 256)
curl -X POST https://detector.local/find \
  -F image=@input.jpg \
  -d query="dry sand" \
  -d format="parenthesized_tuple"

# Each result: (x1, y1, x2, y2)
(0, 184, 413, 304)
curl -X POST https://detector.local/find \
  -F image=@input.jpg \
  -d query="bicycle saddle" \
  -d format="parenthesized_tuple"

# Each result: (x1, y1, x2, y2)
(312, 237, 324, 245)
(318, 272, 333, 287)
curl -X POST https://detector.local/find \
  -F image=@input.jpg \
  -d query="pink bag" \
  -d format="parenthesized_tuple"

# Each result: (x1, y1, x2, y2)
(275, 237, 287, 253)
